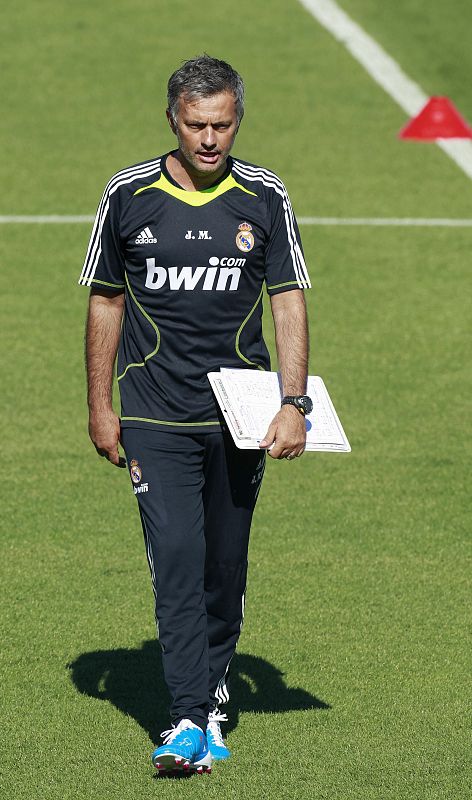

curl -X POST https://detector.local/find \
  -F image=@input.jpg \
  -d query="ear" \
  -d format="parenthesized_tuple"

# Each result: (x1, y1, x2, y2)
(166, 109, 177, 135)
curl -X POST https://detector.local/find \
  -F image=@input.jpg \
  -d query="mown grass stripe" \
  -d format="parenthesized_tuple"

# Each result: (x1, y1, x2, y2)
(1, 215, 472, 226)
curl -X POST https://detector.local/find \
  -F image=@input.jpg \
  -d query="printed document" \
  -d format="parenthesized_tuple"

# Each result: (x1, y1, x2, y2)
(207, 369, 351, 452)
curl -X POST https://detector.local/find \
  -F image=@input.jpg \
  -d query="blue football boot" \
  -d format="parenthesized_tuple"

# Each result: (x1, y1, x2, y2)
(206, 710, 231, 761)
(152, 719, 212, 774)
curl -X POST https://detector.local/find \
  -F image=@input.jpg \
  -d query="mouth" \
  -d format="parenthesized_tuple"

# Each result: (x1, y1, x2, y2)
(196, 152, 221, 164)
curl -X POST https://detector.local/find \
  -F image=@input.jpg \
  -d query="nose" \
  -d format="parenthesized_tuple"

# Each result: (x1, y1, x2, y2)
(201, 125, 217, 150)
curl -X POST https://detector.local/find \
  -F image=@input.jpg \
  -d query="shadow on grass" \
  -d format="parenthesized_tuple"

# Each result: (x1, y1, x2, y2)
(68, 640, 330, 743)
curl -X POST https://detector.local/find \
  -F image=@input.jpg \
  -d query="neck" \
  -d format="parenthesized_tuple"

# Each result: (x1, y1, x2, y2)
(166, 151, 228, 191)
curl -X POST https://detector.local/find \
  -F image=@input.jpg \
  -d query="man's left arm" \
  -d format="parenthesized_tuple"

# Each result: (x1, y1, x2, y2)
(260, 289, 309, 459)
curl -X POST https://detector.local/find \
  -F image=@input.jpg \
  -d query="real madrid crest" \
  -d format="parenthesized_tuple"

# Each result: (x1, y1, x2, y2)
(129, 459, 142, 485)
(236, 222, 254, 253)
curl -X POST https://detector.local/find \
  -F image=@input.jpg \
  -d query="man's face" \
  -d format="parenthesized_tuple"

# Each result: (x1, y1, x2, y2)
(168, 91, 239, 177)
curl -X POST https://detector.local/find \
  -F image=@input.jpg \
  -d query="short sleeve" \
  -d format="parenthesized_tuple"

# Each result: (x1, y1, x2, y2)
(264, 186, 311, 295)
(78, 183, 125, 289)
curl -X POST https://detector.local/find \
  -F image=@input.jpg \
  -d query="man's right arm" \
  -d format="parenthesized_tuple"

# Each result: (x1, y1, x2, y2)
(85, 287, 126, 467)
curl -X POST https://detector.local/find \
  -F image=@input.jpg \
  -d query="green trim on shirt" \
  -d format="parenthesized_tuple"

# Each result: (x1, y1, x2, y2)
(235, 288, 265, 370)
(266, 280, 300, 290)
(92, 279, 125, 289)
(133, 173, 257, 206)
(121, 416, 221, 426)
(117, 273, 160, 381)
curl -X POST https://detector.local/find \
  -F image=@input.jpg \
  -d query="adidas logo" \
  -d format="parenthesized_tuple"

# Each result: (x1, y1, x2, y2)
(135, 227, 157, 244)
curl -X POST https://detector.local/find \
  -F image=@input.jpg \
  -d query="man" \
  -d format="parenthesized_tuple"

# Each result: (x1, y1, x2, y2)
(79, 55, 311, 774)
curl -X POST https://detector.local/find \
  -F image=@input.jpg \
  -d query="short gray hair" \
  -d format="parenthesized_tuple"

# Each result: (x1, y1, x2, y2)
(167, 54, 245, 124)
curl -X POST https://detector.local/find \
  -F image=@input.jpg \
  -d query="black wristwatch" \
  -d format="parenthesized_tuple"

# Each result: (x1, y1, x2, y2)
(281, 395, 313, 416)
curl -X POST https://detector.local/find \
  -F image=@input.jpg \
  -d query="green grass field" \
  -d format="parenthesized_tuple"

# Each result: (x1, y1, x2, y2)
(1, 1, 471, 798)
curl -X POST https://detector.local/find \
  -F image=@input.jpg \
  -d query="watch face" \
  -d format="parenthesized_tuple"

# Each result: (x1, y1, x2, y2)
(282, 395, 313, 415)
(302, 395, 313, 415)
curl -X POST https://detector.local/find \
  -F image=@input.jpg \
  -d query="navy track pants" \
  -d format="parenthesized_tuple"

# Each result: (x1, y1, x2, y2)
(121, 428, 265, 732)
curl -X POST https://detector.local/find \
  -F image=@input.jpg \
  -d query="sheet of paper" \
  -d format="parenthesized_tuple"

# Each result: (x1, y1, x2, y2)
(208, 369, 351, 452)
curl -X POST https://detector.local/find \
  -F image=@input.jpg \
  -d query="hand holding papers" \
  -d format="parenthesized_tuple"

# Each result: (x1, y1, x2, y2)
(207, 369, 351, 452)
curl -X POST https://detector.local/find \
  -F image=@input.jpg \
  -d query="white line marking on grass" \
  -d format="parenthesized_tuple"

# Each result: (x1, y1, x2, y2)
(297, 0, 472, 180)
(0, 215, 95, 223)
(1, 215, 471, 227)
(298, 217, 472, 227)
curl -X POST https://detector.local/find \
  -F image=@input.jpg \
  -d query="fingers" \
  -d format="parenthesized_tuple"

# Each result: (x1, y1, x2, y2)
(267, 440, 305, 460)
(274, 445, 305, 460)
(260, 409, 307, 459)
(266, 425, 306, 459)
(89, 411, 125, 468)
(285, 448, 305, 461)
(259, 422, 277, 450)
(108, 445, 124, 468)
(95, 444, 126, 468)
(269, 442, 288, 459)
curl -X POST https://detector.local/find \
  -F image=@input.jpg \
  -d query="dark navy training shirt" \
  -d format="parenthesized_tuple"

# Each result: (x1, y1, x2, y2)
(79, 152, 311, 433)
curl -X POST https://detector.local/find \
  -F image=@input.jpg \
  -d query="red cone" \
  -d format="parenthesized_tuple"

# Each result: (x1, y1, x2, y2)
(399, 97, 472, 140)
